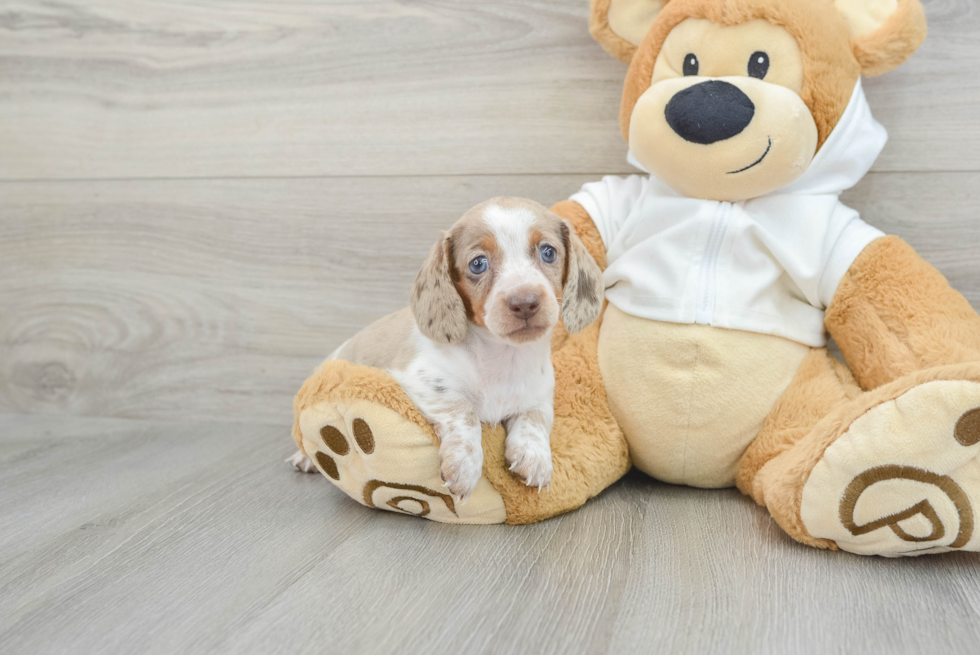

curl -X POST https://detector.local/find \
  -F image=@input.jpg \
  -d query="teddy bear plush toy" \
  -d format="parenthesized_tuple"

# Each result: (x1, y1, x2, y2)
(293, 0, 980, 557)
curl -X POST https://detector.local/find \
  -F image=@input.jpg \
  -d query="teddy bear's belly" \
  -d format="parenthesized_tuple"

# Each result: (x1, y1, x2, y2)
(598, 304, 811, 488)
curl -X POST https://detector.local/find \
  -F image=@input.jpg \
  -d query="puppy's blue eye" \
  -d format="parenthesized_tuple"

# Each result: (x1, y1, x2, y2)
(540, 245, 557, 264)
(469, 256, 488, 274)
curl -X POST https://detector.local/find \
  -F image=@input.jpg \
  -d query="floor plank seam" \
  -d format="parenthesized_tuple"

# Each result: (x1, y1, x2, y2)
(1, 169, 976, 184)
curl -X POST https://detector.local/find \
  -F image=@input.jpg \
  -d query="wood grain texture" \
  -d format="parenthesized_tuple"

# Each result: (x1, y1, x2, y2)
(2, 172, 979, 425)
(0, 0, 977, 180)
(0, 175, 589, 424)
(1, 412, 978, 655)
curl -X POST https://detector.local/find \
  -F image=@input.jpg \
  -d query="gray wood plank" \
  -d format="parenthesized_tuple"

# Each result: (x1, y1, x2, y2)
(0, 174, 591, 424)
(1, 412, 978, 655)
(2, 172, 979, 425)
(0, 0, 976, 181)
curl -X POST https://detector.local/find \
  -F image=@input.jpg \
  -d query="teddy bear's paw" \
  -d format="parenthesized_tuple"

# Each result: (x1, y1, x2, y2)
(801, 380, 980, 556)
(296, 397, 506, 524)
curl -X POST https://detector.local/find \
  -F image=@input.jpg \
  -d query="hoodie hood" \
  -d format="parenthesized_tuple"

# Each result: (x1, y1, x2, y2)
(627, 80, 887, 200)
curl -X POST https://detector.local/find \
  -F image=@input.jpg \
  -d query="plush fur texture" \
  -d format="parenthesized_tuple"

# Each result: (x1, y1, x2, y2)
(851, 0, 927, 76)
(293, 360, 436, 453)
(594, 0, 927, 147)
(589, 0, 643, 64)
(736, 237, 980, 549)
(619, 0, 861, 149)
(826, 236, 980, 391)
(601, 307, 811, 488)
(746, 362, 980, 549)
(736, 348, 861, 504)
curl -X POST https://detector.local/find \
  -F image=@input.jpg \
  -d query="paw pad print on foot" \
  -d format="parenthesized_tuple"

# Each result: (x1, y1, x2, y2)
(312, 419, 377, 481)
(802, 381, 980, 556)
(838, 465, 973, 549)
(297, 398, 506, 524)
(955, 408, 980, 446)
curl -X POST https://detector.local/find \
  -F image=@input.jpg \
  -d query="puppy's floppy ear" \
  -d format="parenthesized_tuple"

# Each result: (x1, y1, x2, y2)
(834, 0, 927, 76)
(559, 219, 605, 334)
(411, 232, 469, 345)
(590, 0, 668, 64)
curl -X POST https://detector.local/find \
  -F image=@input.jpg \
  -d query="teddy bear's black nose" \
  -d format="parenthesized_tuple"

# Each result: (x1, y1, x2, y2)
(665, 80, 755, 145)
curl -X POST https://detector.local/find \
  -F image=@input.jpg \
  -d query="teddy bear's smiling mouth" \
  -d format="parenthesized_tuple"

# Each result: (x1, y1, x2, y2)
(727, 137, 772, 175)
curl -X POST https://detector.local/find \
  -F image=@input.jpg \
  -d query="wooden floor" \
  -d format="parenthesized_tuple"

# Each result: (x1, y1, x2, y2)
(2, 1, 979, 653)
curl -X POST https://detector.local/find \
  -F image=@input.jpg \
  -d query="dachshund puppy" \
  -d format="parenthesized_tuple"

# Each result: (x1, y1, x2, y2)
(289, 197, 604, 501)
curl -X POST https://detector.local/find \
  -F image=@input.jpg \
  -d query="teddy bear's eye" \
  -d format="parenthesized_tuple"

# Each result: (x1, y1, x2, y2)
(683, 53, 699, 76)
(748, 51, 769, 79)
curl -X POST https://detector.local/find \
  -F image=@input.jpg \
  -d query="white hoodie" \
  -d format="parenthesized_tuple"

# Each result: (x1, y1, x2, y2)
(570, 80, 886, 348)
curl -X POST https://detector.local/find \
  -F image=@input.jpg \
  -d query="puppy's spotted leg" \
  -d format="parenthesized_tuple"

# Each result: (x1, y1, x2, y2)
(422, 397, 483, 503)
(504, 408, 554, 490)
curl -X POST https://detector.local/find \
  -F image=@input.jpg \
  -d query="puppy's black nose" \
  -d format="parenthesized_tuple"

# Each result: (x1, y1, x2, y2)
(665, 80, 755, 145)
(508, 293, 541, 320)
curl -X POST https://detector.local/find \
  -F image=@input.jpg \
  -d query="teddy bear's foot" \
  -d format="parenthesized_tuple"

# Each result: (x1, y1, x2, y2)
(800, 377, 980, 556)
(297, 396, 507, 524)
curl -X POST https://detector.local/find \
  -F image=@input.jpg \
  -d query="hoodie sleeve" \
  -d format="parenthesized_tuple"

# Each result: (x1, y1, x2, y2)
(816, 206, 885, 309)
(749, 197, 884, 313)
(569, 175, 648, 248)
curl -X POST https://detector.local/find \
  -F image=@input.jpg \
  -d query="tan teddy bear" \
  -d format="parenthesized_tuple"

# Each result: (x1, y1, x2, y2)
(293, 0, 980, 557)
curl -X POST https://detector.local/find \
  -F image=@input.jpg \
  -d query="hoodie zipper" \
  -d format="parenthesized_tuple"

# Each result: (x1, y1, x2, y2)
(694, 201, 733, 325)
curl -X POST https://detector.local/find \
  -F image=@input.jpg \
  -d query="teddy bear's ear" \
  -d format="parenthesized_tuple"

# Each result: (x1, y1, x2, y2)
(590, 0, 669, 64)
(833, 0, 927, 76)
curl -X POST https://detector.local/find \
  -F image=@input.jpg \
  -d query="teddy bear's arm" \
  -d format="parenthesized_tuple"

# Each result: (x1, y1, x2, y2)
(826, 236, 980, 391)
(550, 200, 608, 270)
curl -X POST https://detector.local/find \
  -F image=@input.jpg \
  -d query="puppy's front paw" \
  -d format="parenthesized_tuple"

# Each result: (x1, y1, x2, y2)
(439, 440, 483, 503)
(506, 438, 553, 490)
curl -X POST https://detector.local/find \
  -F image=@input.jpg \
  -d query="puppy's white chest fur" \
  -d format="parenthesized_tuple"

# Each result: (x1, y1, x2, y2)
(393, 325, 554, 425)
(466, 331, 555, 423)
